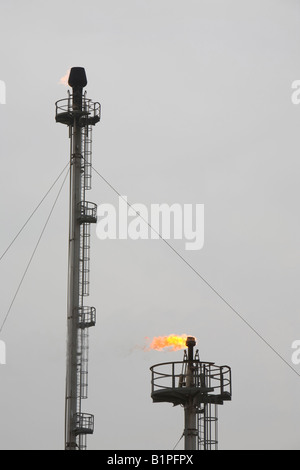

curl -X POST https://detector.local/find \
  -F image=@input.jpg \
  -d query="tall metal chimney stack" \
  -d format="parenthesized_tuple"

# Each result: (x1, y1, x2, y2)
(55, 67, 101, 450)
(150, 337, 232, 450)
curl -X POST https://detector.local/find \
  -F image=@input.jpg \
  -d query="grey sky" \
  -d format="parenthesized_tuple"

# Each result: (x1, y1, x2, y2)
(0, 0, 300, 449)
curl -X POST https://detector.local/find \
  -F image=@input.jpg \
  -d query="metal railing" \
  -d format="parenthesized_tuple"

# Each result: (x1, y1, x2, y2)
(150, 360, 231, 399)
(55, 94, 101, 124)
(74, 413, 94, 435)
(77, 306, 96, 328)
(78, 201, 97, 224)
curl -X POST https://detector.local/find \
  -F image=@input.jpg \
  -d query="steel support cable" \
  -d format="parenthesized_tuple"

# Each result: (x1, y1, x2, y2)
(92, 166, 300, 379)
(173, 431, 184, 450)
(0, 162, 69, 263)
(0, 168, 70, 334)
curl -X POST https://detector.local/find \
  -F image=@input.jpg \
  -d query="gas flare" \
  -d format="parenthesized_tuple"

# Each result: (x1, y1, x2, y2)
(147, 334, 191, 352)
(59, 69, 70, 87)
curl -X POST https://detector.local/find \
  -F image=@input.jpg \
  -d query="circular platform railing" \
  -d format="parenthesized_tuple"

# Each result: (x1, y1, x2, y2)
(150, 360, 231, 405)
(78, 201, 97, 224)
(55, 95, 101, 126)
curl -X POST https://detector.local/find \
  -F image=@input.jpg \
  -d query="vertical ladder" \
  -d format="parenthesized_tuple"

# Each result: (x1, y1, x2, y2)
(198, 403, 218, 450)
(74, 95, 97, 449)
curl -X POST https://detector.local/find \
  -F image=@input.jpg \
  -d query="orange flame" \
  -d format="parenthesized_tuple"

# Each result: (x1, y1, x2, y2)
(147, 334, 190, 352)
(59, 69, 70, 87)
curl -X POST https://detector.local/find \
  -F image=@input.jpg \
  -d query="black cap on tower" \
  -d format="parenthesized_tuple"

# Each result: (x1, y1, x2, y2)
(68, 67, 87, 88)
(68, 67, 87, 111)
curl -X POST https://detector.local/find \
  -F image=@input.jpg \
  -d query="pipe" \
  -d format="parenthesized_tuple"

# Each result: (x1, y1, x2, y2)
(184, 336, 197, 450)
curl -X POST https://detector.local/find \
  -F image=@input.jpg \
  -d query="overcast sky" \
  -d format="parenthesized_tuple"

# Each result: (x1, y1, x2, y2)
(0, 0, 300, 450)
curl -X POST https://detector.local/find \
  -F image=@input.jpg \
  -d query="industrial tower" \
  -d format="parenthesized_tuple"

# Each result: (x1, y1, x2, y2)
(55, 67, 101, 450)
(150, 337, 232, 450)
